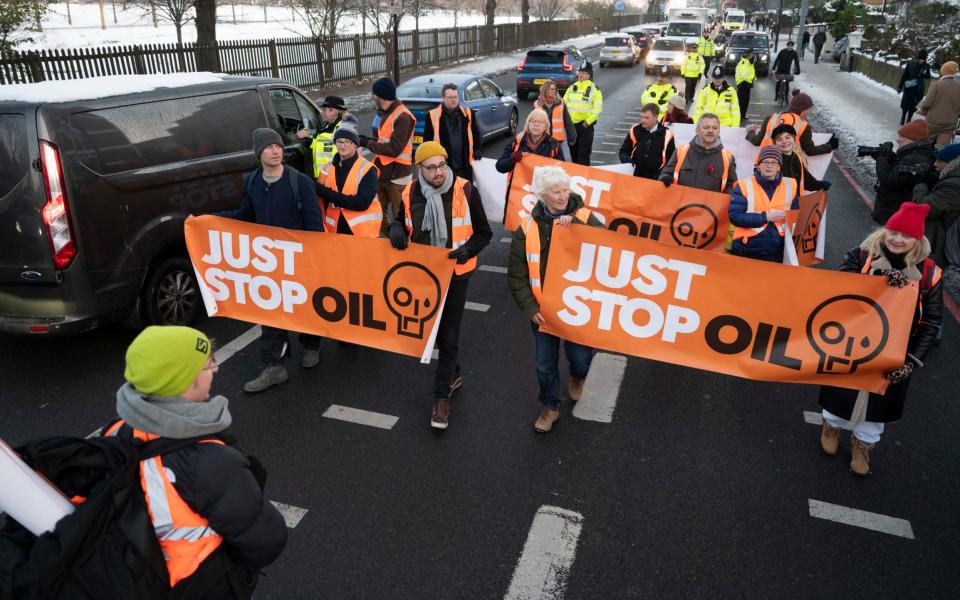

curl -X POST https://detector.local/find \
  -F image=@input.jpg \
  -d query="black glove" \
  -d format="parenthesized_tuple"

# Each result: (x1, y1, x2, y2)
(884, 362, 914, 384)
(388, 220, 408, 250)
(473, 148, 482, 161)
(819, 180, 832, 191)
(448, 246, 471, 264)
(828, 134, 839, 150)
(660, 177, 673, 188)
(879, 141, 894, 155)
(882, 269, 910, 288)
(358, 134, 372, 147)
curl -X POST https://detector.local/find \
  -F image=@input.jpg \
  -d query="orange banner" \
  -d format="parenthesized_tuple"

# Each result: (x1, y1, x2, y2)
(539, 225, 918, 393)
(184, 215, 456, 362)
(788, 191, 828, 267)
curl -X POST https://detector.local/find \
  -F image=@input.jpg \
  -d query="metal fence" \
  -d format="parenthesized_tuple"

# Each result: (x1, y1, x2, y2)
(1, 16, 646, 88)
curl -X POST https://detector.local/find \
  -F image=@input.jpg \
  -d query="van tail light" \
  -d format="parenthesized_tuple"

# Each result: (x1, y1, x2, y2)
(562, 55, 574, 72)
(39, 141, 76, 270)
(518, 56, 526, 72)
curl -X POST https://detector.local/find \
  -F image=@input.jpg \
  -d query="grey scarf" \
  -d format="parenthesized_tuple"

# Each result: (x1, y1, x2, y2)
(116, 382, 232, 439)
(419, 168, 453, 248)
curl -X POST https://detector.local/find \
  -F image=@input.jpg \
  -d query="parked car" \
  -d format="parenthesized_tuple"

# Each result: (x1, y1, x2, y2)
(516, 45, 586, 100)
(831, 36, 849, 62)
(0, 74, 323, 335)
(644, 36, 686, 74)
(723, 31, 771, 76)
(599, 35, 642, 68)
(394, 73, 519, 148)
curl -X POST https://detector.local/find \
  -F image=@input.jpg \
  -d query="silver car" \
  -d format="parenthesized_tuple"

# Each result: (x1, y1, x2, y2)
(644, 36, 686, 74)
(599, 35, 641, 68)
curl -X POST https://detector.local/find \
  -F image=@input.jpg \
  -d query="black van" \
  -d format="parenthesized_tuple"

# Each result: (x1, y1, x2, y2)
(0, 75, 325, 335)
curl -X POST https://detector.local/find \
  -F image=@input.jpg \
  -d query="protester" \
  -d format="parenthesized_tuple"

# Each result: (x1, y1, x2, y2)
(771, 124, 830, 193)
(218, 128, 325, 392)
(104, 326, 287, 595)
(692, 66, 741, 127)
(660, 113, 738, 193)
(389, 142, 492, 429)
(297, 95, 347, 179)
(507, 165, 604, 433)
(745, 90, 838, 155)
(563, 61, 604, 165)
(662, 94, 694, 126)
(818, 203, 943, 476)
(871, 119, 936, 224)
(812, 28, 827, 64)
(917, 61, 960, 148)
(619, 103, 676, 180)
(315, 116, 382, 237)
(533, 79, 577, 159)
(496, 109, 562, 205)
(641, 66, 679, 114)
(912, 142, 960, 265)
(681, 42, 706, 108)
(735, 50, 757, 118)
(422, 83, 483, 181)
(897, 50, 932, 126)
(359, 77, 416, 234)
(728, 144, 799, 262)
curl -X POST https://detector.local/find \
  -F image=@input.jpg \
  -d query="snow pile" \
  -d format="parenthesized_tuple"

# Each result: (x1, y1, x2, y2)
(0, 73, 225, 103)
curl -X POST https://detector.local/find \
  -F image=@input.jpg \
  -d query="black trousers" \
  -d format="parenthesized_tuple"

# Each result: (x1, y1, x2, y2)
(434, 276, 470, 398)
(813, 44, 823, 63)
(737, 82, 753, 118)
(260, 326, 321, 366)
(684, 77, 699, 105)
(703, 57, 712, 77)
(571, 122, 595, 166)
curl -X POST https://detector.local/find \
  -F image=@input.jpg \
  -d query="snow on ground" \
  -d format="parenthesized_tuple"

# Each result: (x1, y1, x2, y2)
(0, 72, 225, 102)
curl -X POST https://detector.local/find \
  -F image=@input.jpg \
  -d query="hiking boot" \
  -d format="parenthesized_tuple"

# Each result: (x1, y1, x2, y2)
(243, 365, 288, 393)
(534, 407, 560, 433)
(850, 437, 874, 477)
(820, 421, 840, 456)
(431, 398, 450, 430)
(301, 349, 320, 369)
(450, 373, 463, 395)
(568, 377, 585, 402)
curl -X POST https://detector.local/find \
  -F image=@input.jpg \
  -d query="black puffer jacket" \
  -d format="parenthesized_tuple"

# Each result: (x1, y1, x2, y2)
(872, 139, 936, 224)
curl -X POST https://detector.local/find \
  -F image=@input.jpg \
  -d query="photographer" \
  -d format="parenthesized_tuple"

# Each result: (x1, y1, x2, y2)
(867, 120, 936, 225)
(913, 143, 960, 266)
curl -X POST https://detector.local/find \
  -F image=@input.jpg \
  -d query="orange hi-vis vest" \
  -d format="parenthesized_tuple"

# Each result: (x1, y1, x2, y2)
(427, 105, 475, 164)
(761, 112, 809, 147)
(630, 125, 675, 167)
(523, 208, 592, 304)
(732, 175, 797, 243)
(376, 103, 415, 166)
(402, 177, 476, 275)
(104, 420, 224, 587)
(323, 155, 383, 237)
(533, 99, 567, 142)
(861, 253, 942, 328)
(672, 144, 733, 191)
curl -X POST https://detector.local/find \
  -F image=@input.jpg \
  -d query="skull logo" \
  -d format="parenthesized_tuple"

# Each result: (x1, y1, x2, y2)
(383, 262, 442, 339)
(806, 294, 889, 375)
(670, 204, 719, 249)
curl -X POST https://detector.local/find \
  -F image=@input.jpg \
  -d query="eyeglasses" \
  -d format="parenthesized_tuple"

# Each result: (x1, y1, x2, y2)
(759, 159, 780, 166)
(201, 358, 219, 372)
(421, 162, 448, 173)
(335, 139, 355, 146)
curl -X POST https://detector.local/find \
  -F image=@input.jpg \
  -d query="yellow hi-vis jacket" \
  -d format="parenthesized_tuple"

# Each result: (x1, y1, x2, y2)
(681, 52, 705, 78)
(692, 83, 741, 127)
(641, 81, 678, 112)
(735, 58, 756, 86)
(563, 80, 604, 126)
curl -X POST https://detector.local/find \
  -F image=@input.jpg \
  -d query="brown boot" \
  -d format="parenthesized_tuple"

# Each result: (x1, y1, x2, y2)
(820, 421, 840, 456)
(534, 407, 560, 433)
(850, 437, 874, 477)
(568, 377, 585, 402)
(431, 398, 450, 430)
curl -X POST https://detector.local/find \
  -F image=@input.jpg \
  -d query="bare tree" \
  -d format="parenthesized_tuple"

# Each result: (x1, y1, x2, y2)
(0, 0, 49, 53)
(405, 0, 437, 29)
(532, 0, 568, 20)
(128, 0, 193, 45)
(484, 0, 495, 25)
(291, 0, 352, 37)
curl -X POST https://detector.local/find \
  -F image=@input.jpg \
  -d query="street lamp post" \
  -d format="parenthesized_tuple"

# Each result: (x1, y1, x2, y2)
(773, 0, 784, 52)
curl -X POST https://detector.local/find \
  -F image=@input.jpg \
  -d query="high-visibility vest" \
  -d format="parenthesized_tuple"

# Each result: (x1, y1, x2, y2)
(323, 155, 383, 237)
(309, 118, 340, 179)
(532, 99, 567, 142)
(629, 126, 675, 167)
(104, 420, 224, 587)
(697, 36, 714, 56)
(376, 104, 415, 166)
(681, 52, 705, 78)
(523, 207, 592, 304)
(672, 143, 733, 191)
(427, 105, 476, 163)
(402, 177, 476, 275)
(735, 58, 756, 85)
(761, 112, 809, 147)
(640, 82, 677, 111)
(563, 80, 603, 125)
(692, 84, 741, 127)
(732, 175, 797, 243)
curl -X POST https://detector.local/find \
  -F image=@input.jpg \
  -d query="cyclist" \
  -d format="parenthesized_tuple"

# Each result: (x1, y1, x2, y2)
(772, 41, 800, 104)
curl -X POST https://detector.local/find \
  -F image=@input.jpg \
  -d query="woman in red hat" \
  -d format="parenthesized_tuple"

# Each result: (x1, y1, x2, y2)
(816, 202, 944, 476)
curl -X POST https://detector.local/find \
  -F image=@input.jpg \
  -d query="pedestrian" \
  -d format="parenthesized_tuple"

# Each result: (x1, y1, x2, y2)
(697, 31, 715, 75)
(681, 42, 706, 109)
(912, 142, 960, 265)
(801, 29, 810, 60)
(728, 144, 799, 262)
(422, 83, 483, 181)
(897, 50, 932, 125)
(563, 60, 604, 165)
(735, 50, 757, 118)
(641, 66, 679, 115)
(388, 142, 492, 429)
(619, 102, 677, 180)
(217, 128, 325, 392)
(533, 79, 577, 161)
(692, 66, 741, 127)
(817, 202, 943, 477)
(771, 123, 831, 193)
(871, 119, 936, 224)
(297, 95, 347, 180)
(496, 109, 562, 206)
(771, 22, 780, 45)
(659, 113, 738, 193)
(661, 94, 694, 126)
(315, 116, 382, 237)
(507, 165, 605, 433)
(812, 28, 827, 64)
(745, 90, 838, 155)
(104, 325, 288, 595)
(917, 61, 960, 148)
(358, 77, 416, 235)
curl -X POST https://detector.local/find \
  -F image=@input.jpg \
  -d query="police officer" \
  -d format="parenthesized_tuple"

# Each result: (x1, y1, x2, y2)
(563, 60, 604, 166)
(297, 95, 347, 180)
(735, 49, 757, 118)
(692, 65, 741, 127)
(682, 42, 706, 108)
(641, 66, 679, 114)
(696, 31, 715, 76)
(422, 83, 483, 181)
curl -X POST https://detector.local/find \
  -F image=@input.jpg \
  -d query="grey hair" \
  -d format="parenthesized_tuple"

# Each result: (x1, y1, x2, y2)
(524, 108, 551, 130)
(532, 165, 571, 198)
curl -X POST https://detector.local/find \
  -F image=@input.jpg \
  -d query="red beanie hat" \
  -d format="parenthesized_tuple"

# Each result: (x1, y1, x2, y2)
(897, 119, 929, 141)
(885, 202, 930, 239)
(787, 90, 814, 113)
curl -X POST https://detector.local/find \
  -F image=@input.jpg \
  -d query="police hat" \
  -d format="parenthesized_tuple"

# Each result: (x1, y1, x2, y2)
(320, 95, 347, 111)
(578, 60, 594, 74)
(711, 65, 725, 78)
(659, 65, 669, 77)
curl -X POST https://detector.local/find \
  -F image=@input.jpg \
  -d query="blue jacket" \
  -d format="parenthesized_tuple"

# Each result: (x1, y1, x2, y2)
(728, 170, 800, 257)
(218, 166, 324, 232)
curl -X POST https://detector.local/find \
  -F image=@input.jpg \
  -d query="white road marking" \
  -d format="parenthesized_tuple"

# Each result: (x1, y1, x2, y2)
(479, 265, 508, 274)
(803, 410, 823, 425)
(808, 499, 915, 540)
(592, 150, 617, 155)
(573, 353, 627, 423)
(432, 348, 439, 361)
(505, 505, 584, 600)
(501, 237, 512, 243)
(617, 120, 637, 126)
(465, 301, 490, 312)
(214, 325, 262, 365)
(599, 141, 620, 146)
(612, 126, 632, 131)
(321, 404, 399, 430)
(270, 501, 309, 528)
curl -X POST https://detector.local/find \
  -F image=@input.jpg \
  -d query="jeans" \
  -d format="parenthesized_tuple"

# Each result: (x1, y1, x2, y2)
(260, 326, 320, 366)
(822, 409, 885, 444)
(433, 276, 470, 398)
(530, 322, 594, 410)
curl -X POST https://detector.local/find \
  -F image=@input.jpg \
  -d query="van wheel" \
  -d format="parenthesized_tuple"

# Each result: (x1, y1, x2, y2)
(507, 108, 519, 136)
(143, 257, 201, 326)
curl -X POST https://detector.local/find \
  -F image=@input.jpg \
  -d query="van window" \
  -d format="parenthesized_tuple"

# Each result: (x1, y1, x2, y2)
(0, 114, 28, 200)
(72, 90, 265, 175)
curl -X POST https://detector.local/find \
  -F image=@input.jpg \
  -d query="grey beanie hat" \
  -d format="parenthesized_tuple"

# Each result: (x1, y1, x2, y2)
(253, 127, 283, 158)
(333, 114, 361, 145)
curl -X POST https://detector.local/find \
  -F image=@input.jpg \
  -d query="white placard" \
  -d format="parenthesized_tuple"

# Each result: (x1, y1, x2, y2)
(0, 438, 75, 536)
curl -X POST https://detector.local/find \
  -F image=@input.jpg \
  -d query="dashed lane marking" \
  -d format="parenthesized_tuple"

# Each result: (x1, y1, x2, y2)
(573, 353, 627, 423)
(592, 150, 616, 155)
(270, 501, 309, 528)
(808, 499, 915, 540)
(803, 411, 823, 425)
(321, 404, 399, 430)
(479, 265, 508, 274)
(214, 325, 262, 365)
(465, 301, 491, 312)
(599, 141, 620, 146)
(504, 505, 584, 600)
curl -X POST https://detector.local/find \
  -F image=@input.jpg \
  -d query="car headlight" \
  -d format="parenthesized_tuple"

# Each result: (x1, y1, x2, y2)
(728, 53, 736, 61)
(760, 55, 768, 61)
(673, 56, 682, 64)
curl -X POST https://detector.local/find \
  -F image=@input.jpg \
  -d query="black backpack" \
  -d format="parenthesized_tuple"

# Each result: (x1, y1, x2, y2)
(0, 433, 251, 600)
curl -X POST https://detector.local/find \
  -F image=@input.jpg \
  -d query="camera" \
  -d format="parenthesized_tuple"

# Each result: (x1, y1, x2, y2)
(857, 145, 881, 158)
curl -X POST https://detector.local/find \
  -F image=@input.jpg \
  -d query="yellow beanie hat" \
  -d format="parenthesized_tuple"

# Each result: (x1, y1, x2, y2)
(414, 141, 448, 165)
(124, 326, 212, 397)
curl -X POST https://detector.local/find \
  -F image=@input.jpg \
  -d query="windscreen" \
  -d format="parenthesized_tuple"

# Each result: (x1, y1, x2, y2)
(727, 14, 745, 22)
(654, 38, 685, 51)
(396, 82, 445, 98)
(731, 35, 768, 49)
(666, 22, 702, 37)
